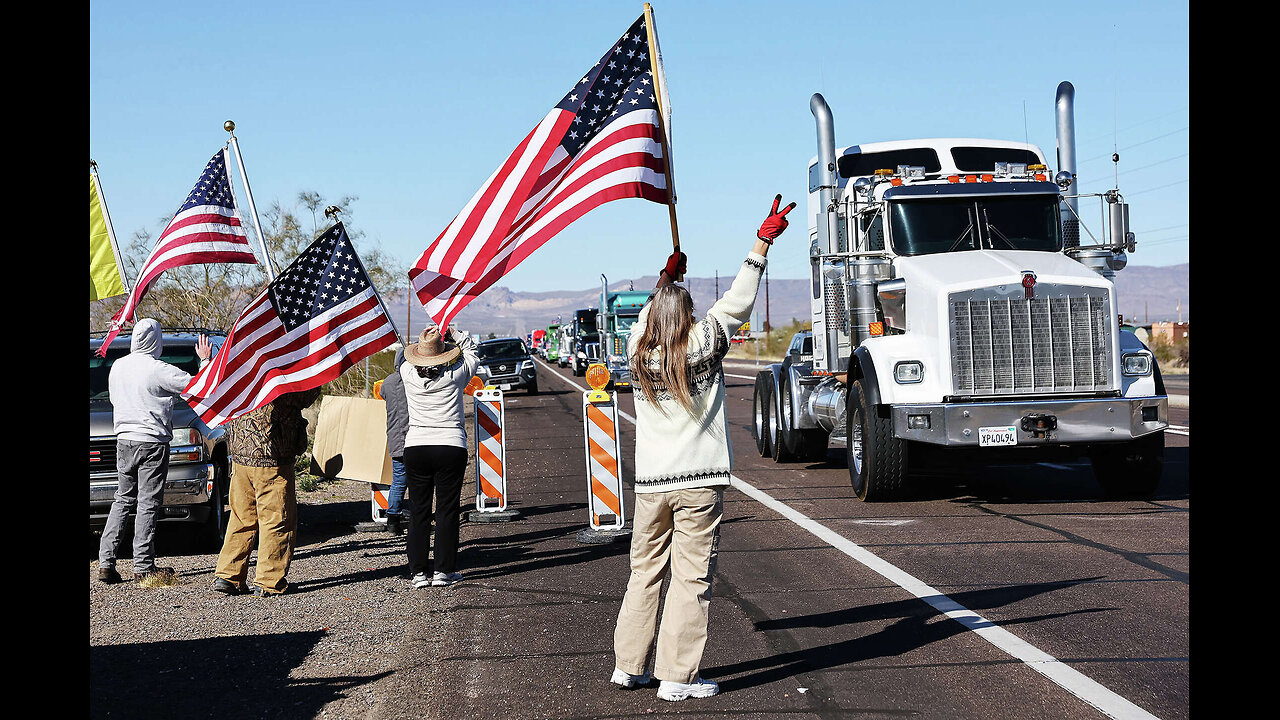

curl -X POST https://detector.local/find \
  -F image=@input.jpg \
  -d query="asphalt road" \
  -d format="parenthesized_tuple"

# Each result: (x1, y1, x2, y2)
(91, 359, 1187, 719)
(371, 359, 1187, 719)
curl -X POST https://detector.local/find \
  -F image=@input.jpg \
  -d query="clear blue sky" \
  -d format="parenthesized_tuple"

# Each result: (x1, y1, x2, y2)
(90, 0, 1188, 293)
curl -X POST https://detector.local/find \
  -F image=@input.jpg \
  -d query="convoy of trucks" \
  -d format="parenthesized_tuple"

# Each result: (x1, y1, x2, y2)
(748, 81, 1167, 501)
(596, 277, 649, 391)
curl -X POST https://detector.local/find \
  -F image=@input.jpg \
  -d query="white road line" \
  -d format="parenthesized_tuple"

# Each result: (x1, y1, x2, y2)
(725, 373, 757, 380)
(535, 357, 1161, 720)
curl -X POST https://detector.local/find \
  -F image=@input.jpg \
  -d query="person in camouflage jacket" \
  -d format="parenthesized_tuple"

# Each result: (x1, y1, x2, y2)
(213, 387, 322, 596)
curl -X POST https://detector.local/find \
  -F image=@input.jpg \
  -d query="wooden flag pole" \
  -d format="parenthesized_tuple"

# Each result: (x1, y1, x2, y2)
(643, 3, 682, 282)
(224, 120, 277, 282)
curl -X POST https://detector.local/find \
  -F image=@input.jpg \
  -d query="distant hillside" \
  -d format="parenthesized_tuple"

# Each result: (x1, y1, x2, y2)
(385, 263, 1189, 338)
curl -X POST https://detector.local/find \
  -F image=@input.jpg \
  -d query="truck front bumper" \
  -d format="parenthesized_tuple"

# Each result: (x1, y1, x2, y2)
(90, 462, 216, 529)
(608, 366, 631, 389)
(891, 396, 1168, 446)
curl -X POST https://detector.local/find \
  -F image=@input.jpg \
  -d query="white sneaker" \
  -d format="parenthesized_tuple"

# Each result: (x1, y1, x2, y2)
(431, 571, 463, 586)
(657, 678, 719, 701)
(411, 572, 431, 589)
(610, 668, 651, 688)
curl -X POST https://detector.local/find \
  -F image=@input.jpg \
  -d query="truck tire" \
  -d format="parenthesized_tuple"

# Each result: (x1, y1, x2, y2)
(1090, 431, 1164, 498)
(846, 379, 908, 501)
(780, 373, 829, 461)
(527, 379, 539, 395)
(202, 455, 230, 549)
(769, 377, 793, 462)
(752, 371, 772, 457)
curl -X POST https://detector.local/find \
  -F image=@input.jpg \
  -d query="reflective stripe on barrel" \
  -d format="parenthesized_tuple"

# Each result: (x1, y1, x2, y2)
(477, 398, 504, 503)
(586, 403, 621, 517)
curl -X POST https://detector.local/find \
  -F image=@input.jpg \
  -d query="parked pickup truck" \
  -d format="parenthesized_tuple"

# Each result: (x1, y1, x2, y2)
(89, 328, 230, 547)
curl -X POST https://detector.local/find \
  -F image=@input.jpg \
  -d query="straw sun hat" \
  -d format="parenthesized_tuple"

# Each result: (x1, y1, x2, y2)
(404, 327, 462, 368)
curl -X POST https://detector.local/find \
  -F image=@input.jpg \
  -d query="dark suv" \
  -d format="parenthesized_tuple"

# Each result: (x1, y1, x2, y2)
(475, 337, 538, 394)
(90, 329, 230, 547)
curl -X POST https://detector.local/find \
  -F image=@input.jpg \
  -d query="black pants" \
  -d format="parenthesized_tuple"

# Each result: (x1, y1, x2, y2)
(403, 444, 468, 575)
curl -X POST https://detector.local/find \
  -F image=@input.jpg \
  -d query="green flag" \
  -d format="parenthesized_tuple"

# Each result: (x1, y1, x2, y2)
(90, 173, 127, 301)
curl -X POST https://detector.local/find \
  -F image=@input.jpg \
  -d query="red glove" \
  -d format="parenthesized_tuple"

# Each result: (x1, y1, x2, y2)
(661, 250, 687, 279)
(757, 194, 796, 243)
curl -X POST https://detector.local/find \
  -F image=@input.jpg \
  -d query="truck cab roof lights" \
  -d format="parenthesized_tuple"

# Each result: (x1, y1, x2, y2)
(874, 168, 895, 178)
(948, 175, 961, 183)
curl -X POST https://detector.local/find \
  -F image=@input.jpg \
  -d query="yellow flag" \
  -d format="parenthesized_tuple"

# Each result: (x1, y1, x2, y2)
(90, 173, 127, 301)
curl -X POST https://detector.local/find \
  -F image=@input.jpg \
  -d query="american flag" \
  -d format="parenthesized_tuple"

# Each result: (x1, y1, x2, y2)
(97, 149, 259, 354)
(184, 222, 397, 427)
(410, 13, 672, 329)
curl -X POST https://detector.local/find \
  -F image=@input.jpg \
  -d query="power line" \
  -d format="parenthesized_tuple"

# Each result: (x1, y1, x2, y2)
(1078, 127, 1189, 165)
(1077, 105, 1189, 145)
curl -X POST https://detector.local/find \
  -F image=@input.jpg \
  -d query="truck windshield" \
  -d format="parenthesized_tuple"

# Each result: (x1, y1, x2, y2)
(889, 195, 1061, 256)
(90, 345, 203, 401)
(615, 315, 639, 333)
(478, 341, 526, 360)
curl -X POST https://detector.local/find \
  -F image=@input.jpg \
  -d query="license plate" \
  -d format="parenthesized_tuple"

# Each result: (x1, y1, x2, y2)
(977, 426, 1018, 447)
(498, 383, 513, 391)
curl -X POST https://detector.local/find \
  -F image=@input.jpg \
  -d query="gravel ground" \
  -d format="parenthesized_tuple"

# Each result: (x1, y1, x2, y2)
(89, 472, 466, 720)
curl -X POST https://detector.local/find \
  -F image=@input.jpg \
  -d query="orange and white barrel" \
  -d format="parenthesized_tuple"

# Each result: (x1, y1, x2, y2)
(370, 483, 390, 522)
(582, 389, 625, 531)
(473, 387, 507, 512)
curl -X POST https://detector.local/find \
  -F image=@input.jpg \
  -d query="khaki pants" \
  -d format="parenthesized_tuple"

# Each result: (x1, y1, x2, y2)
(215, 463, 297, 593)
(614, 487, 723, 684)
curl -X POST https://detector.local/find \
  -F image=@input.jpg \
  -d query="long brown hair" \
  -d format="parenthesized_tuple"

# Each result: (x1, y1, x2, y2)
(631, 284, 697, 414)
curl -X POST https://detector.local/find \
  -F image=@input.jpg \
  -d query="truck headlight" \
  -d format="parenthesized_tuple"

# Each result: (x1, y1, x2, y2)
(894, 361, 924, 384)
(477, 365, 490, 375)
(169, 427, 203, 463)
(520, 360, 534, 371)
(1122, 353, 1152, 376)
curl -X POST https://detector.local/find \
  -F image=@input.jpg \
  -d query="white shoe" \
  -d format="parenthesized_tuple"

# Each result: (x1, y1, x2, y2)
(431, 571, 463, 586)
(610, 668, 651, 688)
(657, 678, 719, 701)
(411, 572, 431, 589)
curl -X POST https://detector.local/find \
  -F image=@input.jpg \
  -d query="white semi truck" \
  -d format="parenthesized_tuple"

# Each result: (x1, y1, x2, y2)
(751, 81, 1168, 501)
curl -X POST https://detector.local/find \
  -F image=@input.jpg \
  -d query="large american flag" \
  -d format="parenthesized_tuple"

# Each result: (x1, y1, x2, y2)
(184, 222, 396, 427)
(410, 13, 672, 329)
(97, 149, 259, 354)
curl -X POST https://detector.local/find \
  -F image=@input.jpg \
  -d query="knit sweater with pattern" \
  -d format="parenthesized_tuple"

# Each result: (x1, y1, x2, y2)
(628, 250, 766, 494)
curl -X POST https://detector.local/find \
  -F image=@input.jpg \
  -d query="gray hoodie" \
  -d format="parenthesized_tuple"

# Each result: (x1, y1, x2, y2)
(382, 348, 409, 458)
(109, 319, 198, 443)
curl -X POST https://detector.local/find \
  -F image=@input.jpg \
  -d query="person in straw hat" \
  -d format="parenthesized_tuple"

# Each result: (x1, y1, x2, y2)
(399, 325, 479, 588)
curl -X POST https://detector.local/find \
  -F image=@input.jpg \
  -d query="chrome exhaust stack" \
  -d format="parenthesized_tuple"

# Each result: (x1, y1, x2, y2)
(1055, 81, 1080, 249)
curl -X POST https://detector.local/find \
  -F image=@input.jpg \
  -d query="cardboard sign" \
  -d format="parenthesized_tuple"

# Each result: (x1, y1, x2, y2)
(309, 395, 393, 485)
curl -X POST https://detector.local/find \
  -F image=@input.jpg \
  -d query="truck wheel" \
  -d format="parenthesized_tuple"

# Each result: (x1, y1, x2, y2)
(846, 379, 908, 501)
(752, 371, 772, 457)
(780, 373, 829, 461)
(527, 379, 539, 395)
(1090, 431, 1164, 498)
(203, 457, 230, 550)
(769, 377, 793, 462)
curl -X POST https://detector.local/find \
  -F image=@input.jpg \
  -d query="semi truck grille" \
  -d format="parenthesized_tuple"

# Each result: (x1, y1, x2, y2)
(950, 285, 1114, 396)
(90, 439, 116, 471)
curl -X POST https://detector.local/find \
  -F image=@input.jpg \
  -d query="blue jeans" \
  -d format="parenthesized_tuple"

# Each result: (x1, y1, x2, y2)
(388, 457, 407, 516)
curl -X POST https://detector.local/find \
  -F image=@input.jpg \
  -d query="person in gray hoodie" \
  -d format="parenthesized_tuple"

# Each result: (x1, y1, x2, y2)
(382, 348, 410, 536)
(97, 319, 211, 584)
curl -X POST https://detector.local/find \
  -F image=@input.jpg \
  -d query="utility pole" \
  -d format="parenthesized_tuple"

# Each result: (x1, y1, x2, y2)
(715, 269, 719, 297)
(764, 266, 771, 334)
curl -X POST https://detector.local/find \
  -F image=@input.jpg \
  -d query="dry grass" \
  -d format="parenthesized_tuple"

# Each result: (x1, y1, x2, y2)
(136, 572, 180, 589)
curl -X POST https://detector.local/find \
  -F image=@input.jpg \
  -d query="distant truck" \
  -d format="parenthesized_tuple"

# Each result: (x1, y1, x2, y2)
(596, 276, 648, 390)
(751, 82, 1167, 501)
(544, 323, 561, 363)
(569, 307, 600, 376)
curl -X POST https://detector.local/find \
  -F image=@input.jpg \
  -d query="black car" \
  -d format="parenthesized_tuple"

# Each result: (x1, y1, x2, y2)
(475, 337, 538, 394)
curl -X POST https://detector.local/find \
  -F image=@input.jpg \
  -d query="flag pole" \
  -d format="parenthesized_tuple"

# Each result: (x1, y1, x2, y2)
(643, 3, 682, 282)
(224, 120, 277, 282)
(90, 159, 133, 301)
